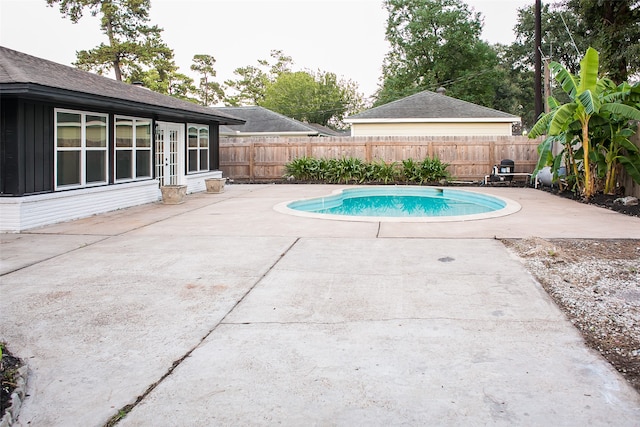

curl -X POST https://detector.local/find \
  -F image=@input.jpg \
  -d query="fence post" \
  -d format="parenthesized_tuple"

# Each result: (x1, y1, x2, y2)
(249, 140, 255, 181)
(489, 141, 496, 170)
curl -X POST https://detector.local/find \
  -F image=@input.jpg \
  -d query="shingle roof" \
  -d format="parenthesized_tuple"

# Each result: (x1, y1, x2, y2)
(215, 106, 335, 135)
(346, 90, 519, 122)
(304, 122, 347, 137)
(0, 46, 243, 125)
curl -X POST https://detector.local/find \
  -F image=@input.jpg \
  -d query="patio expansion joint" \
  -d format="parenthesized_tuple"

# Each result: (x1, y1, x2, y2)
(103, 236, 301, 426)
(0, 235, 112, 277)
(219, 317, 566, 327)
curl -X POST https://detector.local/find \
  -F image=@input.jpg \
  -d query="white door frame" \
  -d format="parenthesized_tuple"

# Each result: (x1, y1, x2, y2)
(155, 122, 185, 186)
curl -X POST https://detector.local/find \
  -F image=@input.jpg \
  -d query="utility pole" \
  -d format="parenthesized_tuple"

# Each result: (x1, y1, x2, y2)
(534, 0, 543, 120)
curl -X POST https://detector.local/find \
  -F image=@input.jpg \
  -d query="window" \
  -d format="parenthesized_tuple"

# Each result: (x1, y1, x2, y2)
(55, 109, 108, 189)
(187, 124, 209, 173)
(115, 116, 152, 181)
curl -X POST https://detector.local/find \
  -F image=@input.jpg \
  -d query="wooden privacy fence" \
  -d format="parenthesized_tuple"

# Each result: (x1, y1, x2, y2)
(622, 131, 640, 198)
(219, 136, 542, 181)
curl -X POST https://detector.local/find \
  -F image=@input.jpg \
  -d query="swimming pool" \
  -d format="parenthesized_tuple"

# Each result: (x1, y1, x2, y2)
(274, 187, 521, 222)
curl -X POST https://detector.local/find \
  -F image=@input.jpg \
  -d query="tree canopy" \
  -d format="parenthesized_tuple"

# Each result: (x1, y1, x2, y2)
(224, 51, 364, 128)
(224, 50, 293, 106)
(260, 70, 363, 128)
(46, 0, 174, 82)
(191, 54, 225, 106)
(563, 0, 640, 84)
(376, 0, 501, 107)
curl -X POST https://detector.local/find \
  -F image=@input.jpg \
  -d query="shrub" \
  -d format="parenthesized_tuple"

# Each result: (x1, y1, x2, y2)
(285, 156, 450, 185)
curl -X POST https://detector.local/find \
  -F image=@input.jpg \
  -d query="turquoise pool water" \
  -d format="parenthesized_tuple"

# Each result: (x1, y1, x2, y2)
(286, 187, 506, 218)
(275, 187, 521, 223)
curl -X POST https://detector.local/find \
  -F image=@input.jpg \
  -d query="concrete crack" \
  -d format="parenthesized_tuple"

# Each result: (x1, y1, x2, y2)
(103, 237, 300, 426)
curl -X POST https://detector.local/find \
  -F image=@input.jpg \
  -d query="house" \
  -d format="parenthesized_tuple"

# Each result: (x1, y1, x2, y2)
(214, 106, 344, 138)
(344, 89, 520, 137)
(0, 46, 244, 232)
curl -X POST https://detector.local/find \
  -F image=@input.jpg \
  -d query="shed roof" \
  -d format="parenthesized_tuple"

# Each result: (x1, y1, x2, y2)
(345, 90, 520, 123)
(0, 46, 244, 125)
(215, 106, 342, 136)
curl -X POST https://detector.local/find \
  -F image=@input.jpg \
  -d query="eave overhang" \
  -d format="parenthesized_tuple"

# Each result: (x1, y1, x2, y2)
(0, 83, 245, 125)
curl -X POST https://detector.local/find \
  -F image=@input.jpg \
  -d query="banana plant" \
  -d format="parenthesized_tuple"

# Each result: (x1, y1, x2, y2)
(529, 47, 640, 199)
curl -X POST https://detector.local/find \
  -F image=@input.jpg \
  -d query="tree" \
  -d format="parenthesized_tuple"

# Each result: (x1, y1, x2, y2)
(224, 50, 293, 106)
(190, 54, 225, 106)
(46, 0, 173, 82)
(509, 2, 589, 76)
(563, 0, 640, 84)
(260, 70, 364, 128)
(124, 47, 198, 102)
(376, 0, 500, 108)
(501, 2, 590, 128)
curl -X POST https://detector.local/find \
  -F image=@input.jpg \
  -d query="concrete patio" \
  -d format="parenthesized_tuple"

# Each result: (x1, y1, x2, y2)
(1, 184, 639, 426)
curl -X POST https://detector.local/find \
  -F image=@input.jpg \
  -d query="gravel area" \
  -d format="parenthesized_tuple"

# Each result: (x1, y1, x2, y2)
(503, 238, 640, 393)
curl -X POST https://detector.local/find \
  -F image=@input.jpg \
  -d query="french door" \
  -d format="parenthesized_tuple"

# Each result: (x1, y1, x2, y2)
(155, 122, 184, 186)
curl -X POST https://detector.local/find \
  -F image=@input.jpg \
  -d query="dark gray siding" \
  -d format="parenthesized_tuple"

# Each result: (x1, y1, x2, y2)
(1, 98, 54, 195)
(211, 125, 220, 170)
(24, 101, 54, 194)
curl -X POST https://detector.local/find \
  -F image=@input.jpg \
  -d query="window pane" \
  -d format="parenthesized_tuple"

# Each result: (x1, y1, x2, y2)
(200, 149, 209, 171)
(199, 128, 209, 148)
(57, 151, 80, 186)
(188, 150, 197, 172)
(188, 127, 198, 148)
(136, 151, 151, 178)
(136, 120, 151, 148)
(86, 115, 107, 148)
(116, 118, 133, 148)
(116, 150, 133, 180)
(86, 151, 106, 183)
(57, 112, 81, 148)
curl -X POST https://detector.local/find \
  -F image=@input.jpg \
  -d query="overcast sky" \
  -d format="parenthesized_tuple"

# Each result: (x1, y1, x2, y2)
(0, 0, 531, 101)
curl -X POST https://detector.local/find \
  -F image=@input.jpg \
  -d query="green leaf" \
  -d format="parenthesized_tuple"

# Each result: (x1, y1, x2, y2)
(619, 154, 640, 185)
(619, 137, 640, 154)
(529, 111, 554, 138)
(547, 97, 561, 110)
(532, 136, 554, 176)
(576, 90, 599, 115)
(550, 61, 578, 98)
(549, 104, 578, 135)
(599, 103, 640, 121)
(578, 47, 599, 94)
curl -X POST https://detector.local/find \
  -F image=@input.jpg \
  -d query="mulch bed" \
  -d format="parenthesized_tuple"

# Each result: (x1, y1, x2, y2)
(1, 344, 23, 417)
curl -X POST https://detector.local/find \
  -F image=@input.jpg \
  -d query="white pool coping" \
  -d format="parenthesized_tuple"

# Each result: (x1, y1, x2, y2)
(273, 186, 522, 223)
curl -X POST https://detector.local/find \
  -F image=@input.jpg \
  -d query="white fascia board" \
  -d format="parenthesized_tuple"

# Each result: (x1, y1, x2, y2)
(344, 117, 521, 124)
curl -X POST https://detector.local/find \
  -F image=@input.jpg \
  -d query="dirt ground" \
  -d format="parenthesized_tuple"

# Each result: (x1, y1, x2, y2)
(503, 238, 640, 393)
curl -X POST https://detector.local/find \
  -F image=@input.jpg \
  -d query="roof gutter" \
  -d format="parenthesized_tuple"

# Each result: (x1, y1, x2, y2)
(344, 117, 521, 124)
(220, 131, 319, 137)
